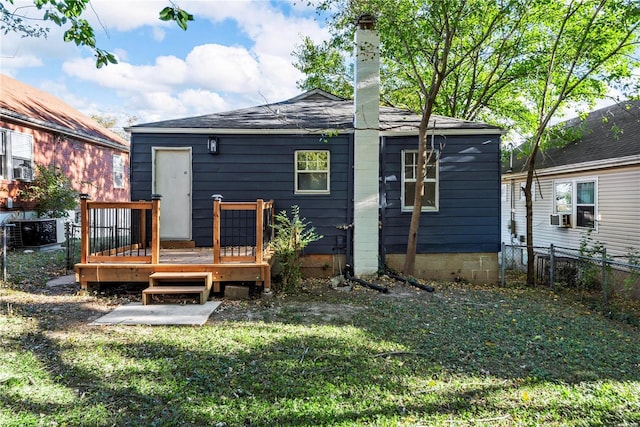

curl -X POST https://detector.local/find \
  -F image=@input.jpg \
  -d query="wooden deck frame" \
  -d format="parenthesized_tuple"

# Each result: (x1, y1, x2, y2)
(75, 195, 274, 292)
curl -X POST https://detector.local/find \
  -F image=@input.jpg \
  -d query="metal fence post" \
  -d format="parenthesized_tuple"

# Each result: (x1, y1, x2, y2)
(2, 224, 15, 283)
(549, 243, 555, 290)
(501, 242, 506, 287)
(602, 248, 608, 306)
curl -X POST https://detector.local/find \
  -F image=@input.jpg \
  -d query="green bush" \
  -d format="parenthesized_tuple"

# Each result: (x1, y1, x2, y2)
(271, 205, 322, 293)
(20, 164, 78, 218)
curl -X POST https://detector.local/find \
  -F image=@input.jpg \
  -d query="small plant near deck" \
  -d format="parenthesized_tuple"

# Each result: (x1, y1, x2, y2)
(271, 205, 322, 293)
(20, 164, 78, 218)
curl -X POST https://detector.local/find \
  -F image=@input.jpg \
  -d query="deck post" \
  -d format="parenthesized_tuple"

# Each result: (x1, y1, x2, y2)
(151, 194, 161, 264)
(140, 202, 147, 249)
(269, 200, 275, 242)
(256, 199, 264, 263)
(79, 194, 90, 264)
(213, 196, 222, 263)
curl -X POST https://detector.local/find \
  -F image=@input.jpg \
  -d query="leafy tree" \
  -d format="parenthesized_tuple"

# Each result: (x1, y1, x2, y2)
(0, 0, 193, 67)
(90, 113, 138, 141)
(298, 0, 532, 275)
(298, 0, 639, 279)
(512, 0, 640, 285)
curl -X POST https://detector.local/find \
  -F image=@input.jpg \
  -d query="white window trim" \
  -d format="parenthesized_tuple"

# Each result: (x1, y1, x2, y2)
(0, 128, 34, 181)
(113, 154, 125, 189)
(294, 150, 330, 195)
(552, 177, 598, 230)
(401, 149, 439, 212)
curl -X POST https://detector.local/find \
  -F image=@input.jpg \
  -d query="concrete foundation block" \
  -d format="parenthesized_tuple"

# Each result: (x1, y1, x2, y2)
(224, 285, 250, 300)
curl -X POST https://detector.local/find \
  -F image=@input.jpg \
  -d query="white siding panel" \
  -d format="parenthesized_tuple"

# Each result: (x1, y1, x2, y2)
(502, 166, 640, 257)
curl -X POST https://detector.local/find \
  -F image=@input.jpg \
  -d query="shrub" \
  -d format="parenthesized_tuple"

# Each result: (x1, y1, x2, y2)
(20, 164, 78, 218)
(271, 205, 322, 293)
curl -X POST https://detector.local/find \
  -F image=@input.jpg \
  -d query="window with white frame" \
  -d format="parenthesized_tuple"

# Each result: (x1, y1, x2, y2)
(576, 181, 596, 228)
(0, 128, 34, 180)
(553, 179, 597, 228)
(295, 150, 330, 194)
(113, 154, 125, 188)
(402, 149, 438, 211)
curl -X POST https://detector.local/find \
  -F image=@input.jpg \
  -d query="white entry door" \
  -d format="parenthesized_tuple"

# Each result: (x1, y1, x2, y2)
(152, 147, 192, 240)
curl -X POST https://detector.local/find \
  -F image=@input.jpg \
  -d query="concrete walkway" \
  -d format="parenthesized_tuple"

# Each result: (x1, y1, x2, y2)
(46, 274, 221, 326)
(89, 301, 221, 326)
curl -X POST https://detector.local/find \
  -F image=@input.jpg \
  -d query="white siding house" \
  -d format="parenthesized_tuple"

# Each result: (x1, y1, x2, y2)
(502, 100, 640, 258)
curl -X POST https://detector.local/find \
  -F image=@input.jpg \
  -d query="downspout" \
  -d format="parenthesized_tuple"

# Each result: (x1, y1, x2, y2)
(346, 133, 355, 268)
(379, 135, 386, 268)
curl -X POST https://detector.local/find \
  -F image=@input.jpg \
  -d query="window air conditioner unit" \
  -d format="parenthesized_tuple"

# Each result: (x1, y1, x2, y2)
(13, 166, 33, 182)
(550, 213, 571, 227)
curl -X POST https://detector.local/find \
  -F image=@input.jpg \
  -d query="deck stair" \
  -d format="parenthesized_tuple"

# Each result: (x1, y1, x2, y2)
(142, 272, 213, 305)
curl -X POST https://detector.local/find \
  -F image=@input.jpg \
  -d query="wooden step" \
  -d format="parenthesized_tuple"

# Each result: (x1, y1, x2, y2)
(144, 272, 213, 305)
(142, 285, 209, 305)
(148, 272, 213, 290)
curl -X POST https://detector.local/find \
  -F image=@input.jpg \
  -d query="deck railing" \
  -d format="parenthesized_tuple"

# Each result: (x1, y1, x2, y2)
(78, 195, 273, 266)
(79, 194, 160, 264)
(213, 199, 274, 264)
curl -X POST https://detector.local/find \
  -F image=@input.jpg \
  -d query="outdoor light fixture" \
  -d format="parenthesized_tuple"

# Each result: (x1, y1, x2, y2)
(208, 137, 219, 154)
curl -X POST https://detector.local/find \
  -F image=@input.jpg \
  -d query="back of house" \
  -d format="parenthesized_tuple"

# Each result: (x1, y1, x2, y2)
(130, 89, 503, 283)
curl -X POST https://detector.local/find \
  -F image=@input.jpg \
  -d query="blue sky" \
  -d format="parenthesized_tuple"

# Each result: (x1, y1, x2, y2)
(1, 0, 329, 128)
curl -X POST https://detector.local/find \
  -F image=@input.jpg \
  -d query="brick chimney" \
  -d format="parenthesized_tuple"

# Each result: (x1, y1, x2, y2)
(353, 13, 380, 276)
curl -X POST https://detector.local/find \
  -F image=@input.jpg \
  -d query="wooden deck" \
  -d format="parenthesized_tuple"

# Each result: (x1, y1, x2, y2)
(74, 196, 274, 294)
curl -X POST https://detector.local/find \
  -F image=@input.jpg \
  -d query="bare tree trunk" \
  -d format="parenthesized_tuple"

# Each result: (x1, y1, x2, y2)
(525, 138, 542, 286)
(403, 125, 428, 275)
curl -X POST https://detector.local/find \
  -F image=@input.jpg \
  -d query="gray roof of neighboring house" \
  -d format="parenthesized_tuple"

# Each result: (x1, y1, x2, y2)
(505, 100, 640, 174)
(133, 89, 501, 133)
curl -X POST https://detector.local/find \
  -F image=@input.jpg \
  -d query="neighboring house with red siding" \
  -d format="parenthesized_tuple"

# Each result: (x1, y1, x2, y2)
(0, 74, 130, 224)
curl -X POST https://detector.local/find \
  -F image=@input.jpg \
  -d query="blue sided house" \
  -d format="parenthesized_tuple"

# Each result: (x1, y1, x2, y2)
(128, 22, 503, 284)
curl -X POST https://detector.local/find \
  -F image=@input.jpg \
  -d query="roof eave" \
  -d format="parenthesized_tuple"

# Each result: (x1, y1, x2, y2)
(1, 109, 129, 152)
(502, 154, 640, 179)
(129, 126, 503, 136)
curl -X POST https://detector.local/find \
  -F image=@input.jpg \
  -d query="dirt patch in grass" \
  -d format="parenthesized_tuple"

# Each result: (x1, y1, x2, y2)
(1, 273, 431, 329)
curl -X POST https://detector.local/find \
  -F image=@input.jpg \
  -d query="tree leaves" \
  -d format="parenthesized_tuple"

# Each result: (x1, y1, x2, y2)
(159, 5, 194, 31)
(2, 0, 194, 67)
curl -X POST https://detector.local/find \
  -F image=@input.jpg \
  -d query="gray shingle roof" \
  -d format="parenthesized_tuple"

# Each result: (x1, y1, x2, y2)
(506, 100, 640, 173)
(134, 89, 500, 132)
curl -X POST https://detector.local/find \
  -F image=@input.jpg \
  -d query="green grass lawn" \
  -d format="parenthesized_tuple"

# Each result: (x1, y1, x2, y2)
(1, 251, 638, 426)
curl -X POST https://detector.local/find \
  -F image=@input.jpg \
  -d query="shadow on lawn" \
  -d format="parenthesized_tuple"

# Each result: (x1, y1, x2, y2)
(1, 282, 639, 426)
(0, 321, 527, 426)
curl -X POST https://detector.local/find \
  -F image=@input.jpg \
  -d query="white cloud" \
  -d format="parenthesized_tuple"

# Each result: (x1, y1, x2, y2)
(151, 26, 166, 42)
(0, 54, 43, 70)
(62, 55, 188, 92)
(5, 0, 330, 127)
(185, 44, 261, 92)
(85, 0, 169, 32)
(179, 89, 228, 112)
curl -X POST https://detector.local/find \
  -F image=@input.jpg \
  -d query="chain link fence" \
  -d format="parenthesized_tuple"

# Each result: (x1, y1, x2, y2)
(501, 243, 640, 324)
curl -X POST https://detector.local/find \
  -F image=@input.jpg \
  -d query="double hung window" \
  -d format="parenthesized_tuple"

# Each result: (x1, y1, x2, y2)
(295, 150, 330, 194)
(553, 179, 597, 229)
(402, 149, 438, 211)
(0, 129, 34, 180)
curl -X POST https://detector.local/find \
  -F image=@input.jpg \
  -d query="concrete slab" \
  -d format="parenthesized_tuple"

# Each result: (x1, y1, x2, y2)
(89, 301, 221, 326)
